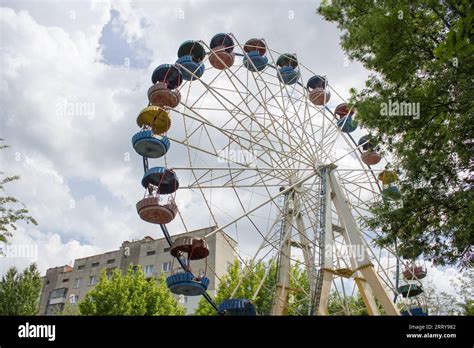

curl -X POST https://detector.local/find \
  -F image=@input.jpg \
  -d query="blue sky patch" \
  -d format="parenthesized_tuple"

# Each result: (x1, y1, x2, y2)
(98, 9, 152, 69)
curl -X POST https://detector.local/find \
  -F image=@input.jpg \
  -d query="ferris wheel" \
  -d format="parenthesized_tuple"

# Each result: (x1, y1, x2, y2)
(130, 33, 428, 316)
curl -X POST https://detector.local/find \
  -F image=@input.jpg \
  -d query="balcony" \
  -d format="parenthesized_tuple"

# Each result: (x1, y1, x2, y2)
(48, 297, 66, 305)
(48, 287, 68, 305)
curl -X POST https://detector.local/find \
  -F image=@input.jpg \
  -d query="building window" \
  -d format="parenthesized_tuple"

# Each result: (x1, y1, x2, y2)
(62, 278, 69, 283)
(107, 259, 115, 264)
(146, 250, 156, 256)
(73, 278, 81, 289)
(78, 265, 85, 270)
(46, 280, 50, 285)
(178, 294, 187, 304)
(144, 265, 154, 277)
(49, 288, 67, 299)
(91, 262, 99, 268)
(163, 247, 170, 252)
(162, 262, 172, 272)
(89, 276, 97, 286)
(69, 294, 79, 304)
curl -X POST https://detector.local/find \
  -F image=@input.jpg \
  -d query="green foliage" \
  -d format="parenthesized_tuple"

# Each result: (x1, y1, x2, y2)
(463, 299, 474, 316)
(423, 269, 473, 315)
(318, 0, 474, 265)
(327, 291, 368, 316)
(194, 260, 275, 315)
(287, 265, 311, 315)
(58, 303, 80, 316)
(194, 259, 309, 316)
(194, 259, 375, 316)
(0, 263, 42, 315)
(79, 264, 185, 316)
(0, 139, 37, 243)
(194, 261, 390, 316)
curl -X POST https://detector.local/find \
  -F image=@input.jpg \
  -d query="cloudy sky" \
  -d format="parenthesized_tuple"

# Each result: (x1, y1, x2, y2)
(0, 0, 467, 299)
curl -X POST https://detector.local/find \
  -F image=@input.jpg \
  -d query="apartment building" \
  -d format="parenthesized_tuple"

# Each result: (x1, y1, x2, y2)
(39, 226, 238, 315)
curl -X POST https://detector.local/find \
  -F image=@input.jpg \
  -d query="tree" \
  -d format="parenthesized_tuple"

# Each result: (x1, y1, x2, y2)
(58, 303, 80, 316)
(286, 266, 311, 315)
(194, 259, 311, 316)
(194, 260, 389, 316)
(79, 264, 185, 316)
(318, 0, 474, 266)
(0, 139, 37, 243)
(423, 269, 473, 315)
(194, 260, 274, 316)
(327, 291, 368, 316)
(0, 263, 42, 315)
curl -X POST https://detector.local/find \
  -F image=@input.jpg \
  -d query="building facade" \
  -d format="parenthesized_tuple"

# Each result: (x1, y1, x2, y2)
(39, 226, 238, 315)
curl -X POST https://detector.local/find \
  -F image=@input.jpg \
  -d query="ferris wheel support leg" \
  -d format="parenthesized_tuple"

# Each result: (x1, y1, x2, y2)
(358, 266, 400, 315)
(354, 275, 380, 315)
(317, 271, 333, 315)
(338, 227, 381, 315)
(317, 169, 335, 315)
(295, 211, 315, 308)
(327, 167, 400, 316)
(271, 204, 293, 315)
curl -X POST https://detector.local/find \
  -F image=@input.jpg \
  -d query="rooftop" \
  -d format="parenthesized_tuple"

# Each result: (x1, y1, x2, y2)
(45, 225, 237, 273)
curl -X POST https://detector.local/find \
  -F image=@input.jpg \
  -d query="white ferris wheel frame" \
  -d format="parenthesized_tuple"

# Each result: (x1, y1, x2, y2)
(156, 33, 421, 315)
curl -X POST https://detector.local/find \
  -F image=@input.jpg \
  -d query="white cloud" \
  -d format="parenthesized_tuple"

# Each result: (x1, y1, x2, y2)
(0, 225, 102, 275)
(0, 6, 145, 275)
(424, 262, 465, 296)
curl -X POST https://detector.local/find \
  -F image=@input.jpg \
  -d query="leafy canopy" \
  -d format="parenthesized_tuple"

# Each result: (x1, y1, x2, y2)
(195, 259, 312, 316)
(0, 263, 42, 315)
(318, 0, 474, 265)
(0, 139, 37, 243)
(79, 264, 185, 316)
